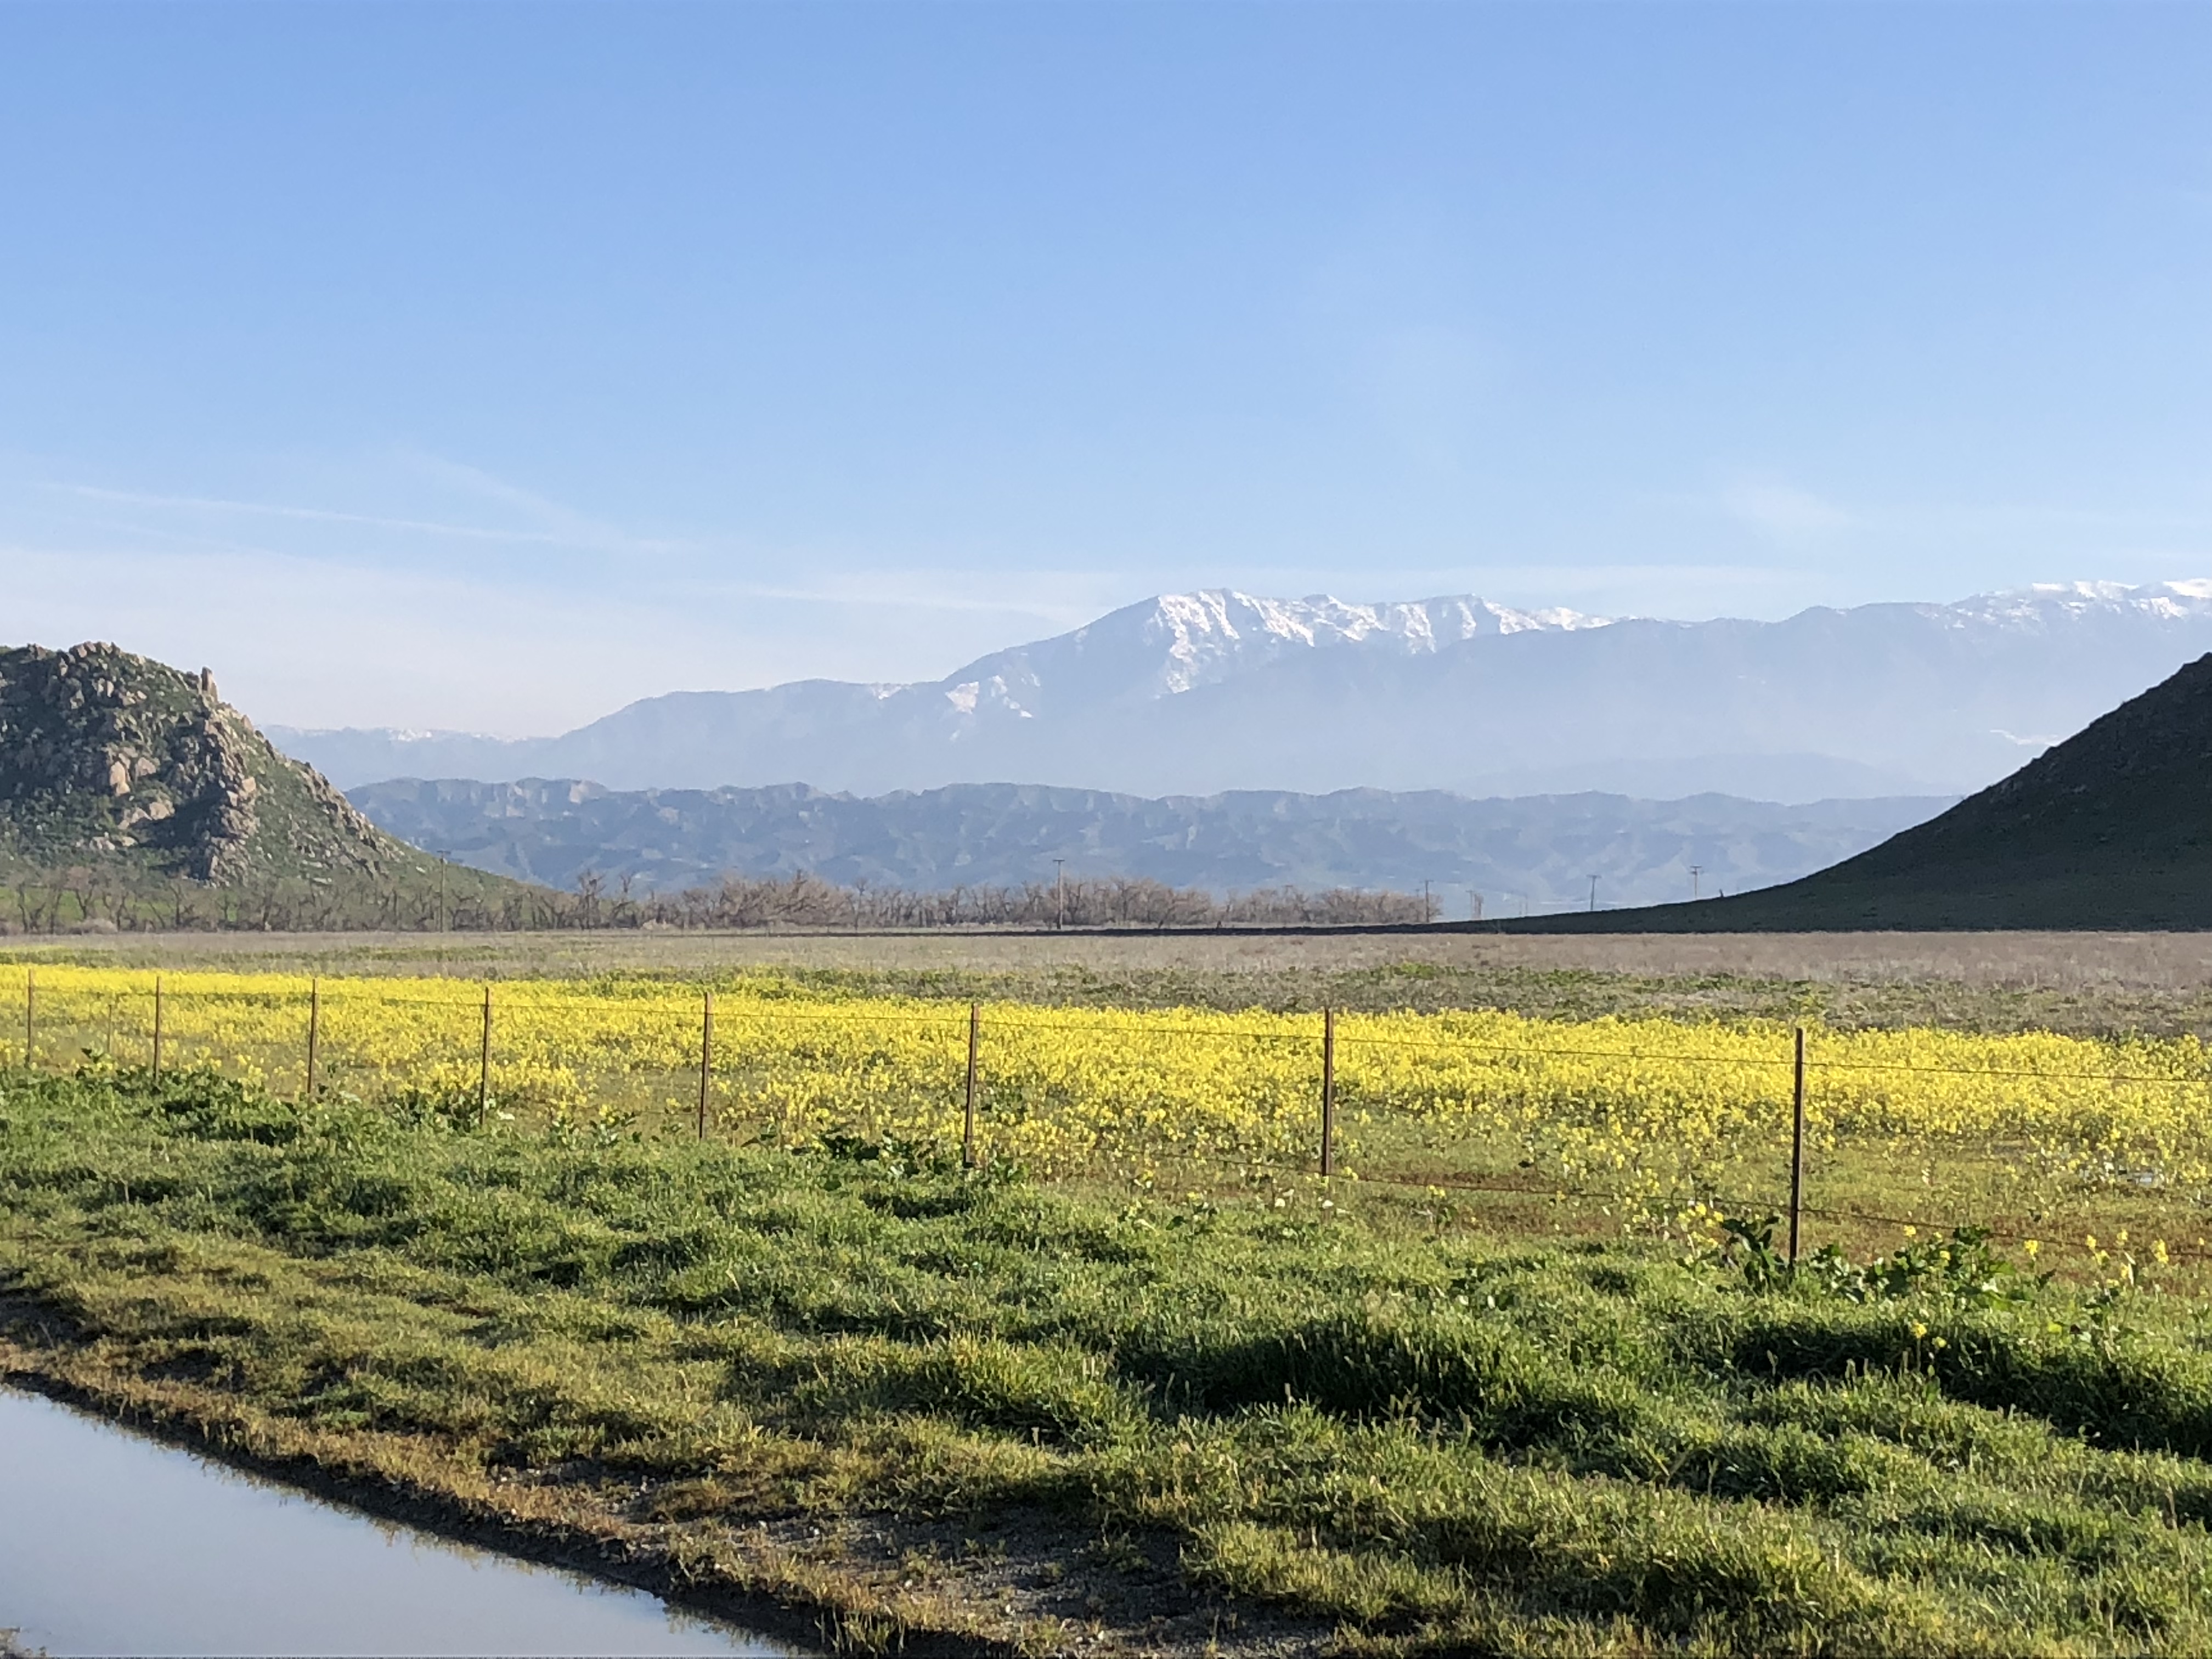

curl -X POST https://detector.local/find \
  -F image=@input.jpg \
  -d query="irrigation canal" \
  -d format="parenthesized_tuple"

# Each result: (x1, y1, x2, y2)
(0, 1386, 798, 1656)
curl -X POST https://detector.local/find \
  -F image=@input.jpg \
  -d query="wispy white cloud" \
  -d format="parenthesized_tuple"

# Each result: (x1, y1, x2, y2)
(1657, 470, 2209, 551)
(0, 534, 1123, 734)
(1715, 478, 1853, 539)
(48, 482, 573, 545)
(1301, 204, 1502, 474)
(388, 452, 693, 556)
(42, 456, 699, 561)
(16, 447, 2198, 739)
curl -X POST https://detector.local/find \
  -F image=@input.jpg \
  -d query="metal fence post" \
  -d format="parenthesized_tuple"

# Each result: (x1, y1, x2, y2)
(1321, 1007, 1338, 1178)
(1788, 1025, 1807, 1266)
(962, 1001, 980, 1169)
(698, 989, 714, 1140)
(306, 978, 321, 1098)
(478, 985, 493, 1127)
(152, 975, 163, 1084)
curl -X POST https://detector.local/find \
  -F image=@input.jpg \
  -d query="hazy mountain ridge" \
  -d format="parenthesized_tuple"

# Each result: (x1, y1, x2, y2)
(1508, 649, 2212, 932)
(347, 776, 1954, 911)
(275, 580, 2212, 802)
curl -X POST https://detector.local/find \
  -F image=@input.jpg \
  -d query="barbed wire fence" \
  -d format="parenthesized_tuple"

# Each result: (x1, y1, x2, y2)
(12, 965, 2212, 1271)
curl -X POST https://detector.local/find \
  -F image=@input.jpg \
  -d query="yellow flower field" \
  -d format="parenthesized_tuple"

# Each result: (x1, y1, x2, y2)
(7, 964, 2209, 1217)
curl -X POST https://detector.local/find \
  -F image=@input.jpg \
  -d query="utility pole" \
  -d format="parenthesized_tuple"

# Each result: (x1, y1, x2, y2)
(1689, 864, 1703, 901)
(1053, 859, 1065, 930)
(1421, 879, 1432, 923)
(1587, 874, 1600, 913)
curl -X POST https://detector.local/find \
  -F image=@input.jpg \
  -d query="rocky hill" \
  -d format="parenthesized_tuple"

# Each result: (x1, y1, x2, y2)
(0, 642, 522, 926)
(1505, 651, 2212, 932)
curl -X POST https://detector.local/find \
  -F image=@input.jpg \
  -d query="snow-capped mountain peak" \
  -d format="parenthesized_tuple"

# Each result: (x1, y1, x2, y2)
(940, 588, 1616, 710)
(1945, 579, 2212, 630)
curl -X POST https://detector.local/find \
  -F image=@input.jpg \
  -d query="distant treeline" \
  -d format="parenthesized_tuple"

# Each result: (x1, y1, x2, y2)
(1, 860, 519, 935)
(0, 864, 1435, 934)
(602, 870, 1433, 930)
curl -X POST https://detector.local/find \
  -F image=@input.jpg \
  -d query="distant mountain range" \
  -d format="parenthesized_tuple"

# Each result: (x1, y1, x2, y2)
(1513, 650, 2212, 931)
(347, 777, 1953, 911)
(274, 580, 2212, 804)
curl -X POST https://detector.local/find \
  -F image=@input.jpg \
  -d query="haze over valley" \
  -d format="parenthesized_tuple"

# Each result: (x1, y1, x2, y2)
(265, 576, 2212, 906)
(352, 777, 1951, 913)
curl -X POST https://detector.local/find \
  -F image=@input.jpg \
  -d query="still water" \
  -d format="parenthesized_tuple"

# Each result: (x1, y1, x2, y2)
(0, 1387, 797, 1657)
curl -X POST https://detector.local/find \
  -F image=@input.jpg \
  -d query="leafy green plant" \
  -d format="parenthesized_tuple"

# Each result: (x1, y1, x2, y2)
(1801, 1224, 2047, 1308)
(1714, 1212, 1790, 1290)
(1714, 1213, 2049, 1310)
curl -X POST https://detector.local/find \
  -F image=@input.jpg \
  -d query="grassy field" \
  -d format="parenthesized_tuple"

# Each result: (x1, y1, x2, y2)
(5, 933, 2211, 1653)
(6, 956, 2212, 1288)
(13, 1064, 2212, 1655)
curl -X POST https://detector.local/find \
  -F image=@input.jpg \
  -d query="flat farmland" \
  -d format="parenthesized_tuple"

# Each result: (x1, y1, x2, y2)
(11, 926, 2212, 1037)
(6, 931, 2211, 1283)
(9, 928, 2212, 1652)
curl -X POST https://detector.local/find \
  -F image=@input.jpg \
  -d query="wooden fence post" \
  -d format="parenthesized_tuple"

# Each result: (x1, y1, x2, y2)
(962, 1001, 980, 1169)
(1787, 1025, 1807, 1266)
(152, 975, 163, 1084)
(698, 989, 714, 1140)
(1320, 1007, 1338, 1178)
(478, 985, 493, 1128)
(306, 978, 321, 1098)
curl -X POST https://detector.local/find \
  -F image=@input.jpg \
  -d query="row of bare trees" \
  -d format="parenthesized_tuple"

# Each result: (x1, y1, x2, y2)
(1, 865, 1437, 933)
(590, 870, 1434, 931)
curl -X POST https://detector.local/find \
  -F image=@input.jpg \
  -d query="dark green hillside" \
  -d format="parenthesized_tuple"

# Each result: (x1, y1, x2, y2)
(1500, 652, 2212, 932)
(0, 642, 526, 929)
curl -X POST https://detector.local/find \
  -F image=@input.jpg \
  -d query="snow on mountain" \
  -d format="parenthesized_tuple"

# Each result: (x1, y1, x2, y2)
(913, 590, 1612, 730)
(268, 579, 2212, 803)
(1943, 579, 2212, 630)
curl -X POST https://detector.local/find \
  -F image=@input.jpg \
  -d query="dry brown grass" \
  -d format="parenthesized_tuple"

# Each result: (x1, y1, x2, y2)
(10, 925, 2209, 985)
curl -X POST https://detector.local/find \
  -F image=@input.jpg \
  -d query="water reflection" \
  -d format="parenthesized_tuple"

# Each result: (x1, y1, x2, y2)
(0, 1387, 796, 1657)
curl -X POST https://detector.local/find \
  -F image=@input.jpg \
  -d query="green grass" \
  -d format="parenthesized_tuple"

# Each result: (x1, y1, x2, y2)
(10, 1066, 2212, 1654)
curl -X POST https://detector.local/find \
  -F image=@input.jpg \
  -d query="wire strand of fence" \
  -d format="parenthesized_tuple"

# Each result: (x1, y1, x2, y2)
(35, 975, 2208, 1086)
(15, 1044, 2212, 1267)
(1127, 1147, 2212, 1267)
(1799, 1053, 2212, 1086)
(19, 969, 2212, 1258)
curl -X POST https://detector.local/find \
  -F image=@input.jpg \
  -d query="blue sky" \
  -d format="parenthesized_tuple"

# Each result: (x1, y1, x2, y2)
(3, 1, 2207, 733)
